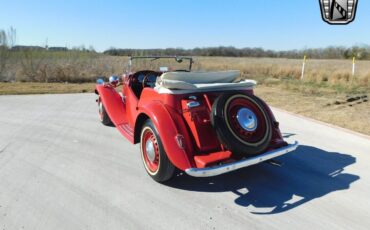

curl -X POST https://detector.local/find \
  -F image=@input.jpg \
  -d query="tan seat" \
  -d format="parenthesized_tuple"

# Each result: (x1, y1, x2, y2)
(154, 70, 256, 94)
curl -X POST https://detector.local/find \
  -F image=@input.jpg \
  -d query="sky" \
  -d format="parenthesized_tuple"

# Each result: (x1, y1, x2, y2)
(0, 0, 369, 52)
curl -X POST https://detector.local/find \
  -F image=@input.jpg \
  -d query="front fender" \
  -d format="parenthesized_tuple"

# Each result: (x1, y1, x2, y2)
(138, 102, 194, 171)
(95, 84, 127, 125)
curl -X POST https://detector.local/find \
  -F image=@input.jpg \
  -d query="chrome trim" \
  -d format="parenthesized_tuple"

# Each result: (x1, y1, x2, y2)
(187, 101, 200, 108)
(98, 101, 103, 114)
(236, 108, 258, 132)
(175, 134, 185, 149)
(189, 96, 197, 100)
(145, 139, 156, 162)
(109, 76, 119, 86)
(185, 141, 299, 177)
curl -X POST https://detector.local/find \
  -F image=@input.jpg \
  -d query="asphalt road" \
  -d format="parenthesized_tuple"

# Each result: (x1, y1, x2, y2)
(0, 93, 369, 230)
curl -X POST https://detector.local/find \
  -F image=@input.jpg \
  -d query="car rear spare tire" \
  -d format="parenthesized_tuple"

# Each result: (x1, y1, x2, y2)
(211, 93, 272, 156)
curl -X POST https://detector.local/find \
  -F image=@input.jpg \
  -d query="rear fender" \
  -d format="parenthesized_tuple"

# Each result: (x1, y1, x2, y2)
(258, 98, 286, 147)
(137, 102, 194, 170)
(95, 85, 127, 125)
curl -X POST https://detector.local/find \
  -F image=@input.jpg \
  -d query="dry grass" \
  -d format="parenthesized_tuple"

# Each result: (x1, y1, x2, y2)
(255, 85, 370, 135)
(0, 82, 95, 95)
(3, 54, 370, 93)
(194, 57, 370, 93)
(1, 56, 369, 136)
(3, 52, 127, 83)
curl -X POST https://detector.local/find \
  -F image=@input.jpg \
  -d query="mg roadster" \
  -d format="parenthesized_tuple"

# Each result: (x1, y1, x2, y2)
(95, 56, 298, 182)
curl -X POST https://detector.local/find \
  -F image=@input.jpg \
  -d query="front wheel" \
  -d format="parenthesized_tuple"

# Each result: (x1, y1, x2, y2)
(98, 97, 113, 126)
(140, 119, 175, 182)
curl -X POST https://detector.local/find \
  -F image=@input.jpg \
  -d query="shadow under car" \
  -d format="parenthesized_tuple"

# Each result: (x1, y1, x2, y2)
(166, 145, 359, 215)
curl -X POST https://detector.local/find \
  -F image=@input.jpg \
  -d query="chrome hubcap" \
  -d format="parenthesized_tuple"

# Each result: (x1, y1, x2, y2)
(236, 108, 258, 132)
(98, 102, 104, 121)
(145, 139, 156, 162)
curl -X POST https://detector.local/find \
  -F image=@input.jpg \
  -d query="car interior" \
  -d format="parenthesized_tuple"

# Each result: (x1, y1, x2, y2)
(130, 70, 162, 98)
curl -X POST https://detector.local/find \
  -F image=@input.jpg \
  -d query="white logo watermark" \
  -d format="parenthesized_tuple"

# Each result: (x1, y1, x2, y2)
(319, 0, 359, 25)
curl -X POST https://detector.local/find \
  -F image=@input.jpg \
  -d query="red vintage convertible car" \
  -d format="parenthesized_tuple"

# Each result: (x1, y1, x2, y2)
(95, 56, 298, 182)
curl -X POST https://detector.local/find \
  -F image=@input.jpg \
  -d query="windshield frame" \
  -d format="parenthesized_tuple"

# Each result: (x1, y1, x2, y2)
(127, 56, 194, 73)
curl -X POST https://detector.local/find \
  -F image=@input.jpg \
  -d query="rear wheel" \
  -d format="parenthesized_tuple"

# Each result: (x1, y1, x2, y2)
(98, 98, 113, 126)
(211, 93, 272, 156)
(140, 119, 175, 182)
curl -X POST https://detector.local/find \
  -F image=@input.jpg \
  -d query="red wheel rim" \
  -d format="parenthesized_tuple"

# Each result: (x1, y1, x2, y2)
(225, 97, 267, 144)
(141, 128, 160, 173)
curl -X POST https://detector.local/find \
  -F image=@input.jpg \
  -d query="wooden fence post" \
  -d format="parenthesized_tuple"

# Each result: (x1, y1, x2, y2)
(352, 56, 356, 77)
(301, 55, 307, 80)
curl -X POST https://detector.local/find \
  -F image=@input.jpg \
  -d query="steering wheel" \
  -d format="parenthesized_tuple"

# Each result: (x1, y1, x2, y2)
(142, 72, 157, 88)
(142, 74, 149, 88)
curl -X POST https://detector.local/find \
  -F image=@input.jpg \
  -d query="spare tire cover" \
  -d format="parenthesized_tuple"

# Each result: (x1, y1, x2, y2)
(211, 93, 272, 156)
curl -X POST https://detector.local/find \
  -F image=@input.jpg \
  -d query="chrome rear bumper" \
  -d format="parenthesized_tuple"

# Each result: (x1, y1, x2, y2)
(185, 141, 299, 177)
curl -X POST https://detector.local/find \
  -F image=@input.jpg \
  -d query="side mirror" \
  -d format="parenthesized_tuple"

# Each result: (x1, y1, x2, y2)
(109, 76, 119, 86)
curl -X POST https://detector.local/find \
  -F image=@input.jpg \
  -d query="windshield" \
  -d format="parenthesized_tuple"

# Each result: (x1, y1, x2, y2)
(127, 56, 193, 73)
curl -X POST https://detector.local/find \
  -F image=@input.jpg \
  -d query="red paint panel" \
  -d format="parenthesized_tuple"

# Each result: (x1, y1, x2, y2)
(96, 85, 128, 126)
(181, 99, 220, 152)
(257, 98, 286, 148)
(116, 124, 134, 143)
(124, 85, 139, 127)
(138, 100, 193, 170)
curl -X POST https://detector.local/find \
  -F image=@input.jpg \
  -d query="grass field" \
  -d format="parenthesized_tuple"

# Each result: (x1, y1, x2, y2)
(0, 82, 95, 95)
(197, 57, 370, 93)
(0, 55, 369, 135)
(255, 85, 369, 135)
(2, 54, 370, 92)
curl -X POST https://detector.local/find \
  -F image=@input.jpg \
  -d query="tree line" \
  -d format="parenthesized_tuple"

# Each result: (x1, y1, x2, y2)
(103, 46, 370, 60)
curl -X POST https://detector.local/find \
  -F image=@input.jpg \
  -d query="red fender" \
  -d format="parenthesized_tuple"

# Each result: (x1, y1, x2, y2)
(138, 102, 194, 171)
(95, 85, 127, 125)
(258, 99, 286, 148)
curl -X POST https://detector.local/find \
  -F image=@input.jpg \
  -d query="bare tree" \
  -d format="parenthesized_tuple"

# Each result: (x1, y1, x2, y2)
(0, 30, 9, 80)
(20, 48, 48, 82)
(0, 27, 16, 81)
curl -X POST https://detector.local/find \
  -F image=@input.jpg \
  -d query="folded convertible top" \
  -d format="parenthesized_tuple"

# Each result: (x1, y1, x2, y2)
(155, 71, 256, 94)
